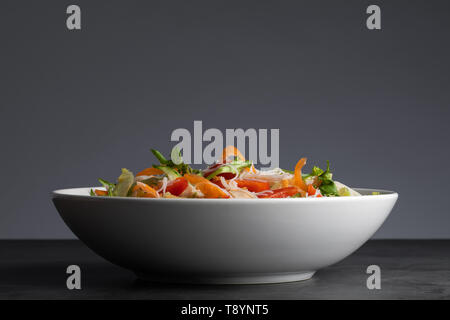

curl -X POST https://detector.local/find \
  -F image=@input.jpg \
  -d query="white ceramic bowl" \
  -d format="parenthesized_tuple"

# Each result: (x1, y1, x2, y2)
(52, 187, 398, 284)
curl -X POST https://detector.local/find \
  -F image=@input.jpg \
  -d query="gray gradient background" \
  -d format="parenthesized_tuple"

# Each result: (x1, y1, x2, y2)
(0, 1, 449, 239)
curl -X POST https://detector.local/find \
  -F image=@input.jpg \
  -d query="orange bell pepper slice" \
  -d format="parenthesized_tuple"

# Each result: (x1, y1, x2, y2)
(132, 181, 159, 198)
(235, 179, 270, 193)
(184, 174, 229, 198)
(195, 182, 230, 198)
(136, 167, 164, 177)
(184, 173, 210, 185)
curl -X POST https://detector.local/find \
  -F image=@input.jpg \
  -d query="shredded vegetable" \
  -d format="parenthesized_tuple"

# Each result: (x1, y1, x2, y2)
(90, 146, 363, 199)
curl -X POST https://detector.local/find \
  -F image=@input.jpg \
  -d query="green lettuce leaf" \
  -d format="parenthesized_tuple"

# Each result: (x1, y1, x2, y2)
(113, 168, 135, 197)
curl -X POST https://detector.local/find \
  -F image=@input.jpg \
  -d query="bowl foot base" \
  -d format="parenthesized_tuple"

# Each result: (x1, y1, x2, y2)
(134, 271, 316, 284)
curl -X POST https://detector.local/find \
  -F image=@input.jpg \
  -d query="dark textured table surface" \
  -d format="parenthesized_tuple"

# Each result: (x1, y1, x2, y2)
(0, 240, 449, 300)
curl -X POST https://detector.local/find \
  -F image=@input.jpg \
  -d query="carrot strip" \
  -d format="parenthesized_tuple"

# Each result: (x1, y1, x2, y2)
(221, 145, 246, 163)
(307, 184, 316, 196)
(292, 158, 308, 192)
(94, 189, 108, 196)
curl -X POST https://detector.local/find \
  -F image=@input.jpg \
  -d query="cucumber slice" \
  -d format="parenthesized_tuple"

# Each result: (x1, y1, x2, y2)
(154, 165, 181, 180)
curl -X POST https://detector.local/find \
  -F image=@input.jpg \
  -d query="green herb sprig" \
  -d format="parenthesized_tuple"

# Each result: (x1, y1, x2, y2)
(151, 147, 201, 175)
(304, 160, 339, 196)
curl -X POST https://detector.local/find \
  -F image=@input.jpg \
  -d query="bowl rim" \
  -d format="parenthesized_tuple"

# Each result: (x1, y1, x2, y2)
(52, 187, 398, 202)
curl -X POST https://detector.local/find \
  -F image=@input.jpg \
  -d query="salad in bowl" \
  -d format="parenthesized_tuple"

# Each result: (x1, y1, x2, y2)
(53, 145, 396, 284)
(91, 146, 365, 200)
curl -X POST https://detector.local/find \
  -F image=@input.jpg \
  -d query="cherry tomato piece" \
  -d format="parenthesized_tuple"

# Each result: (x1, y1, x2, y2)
(202, 164, 221, 178)
(166, 177, 188, 196)
(210, 177, 225, 188)
(257, 187, 299, 198)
